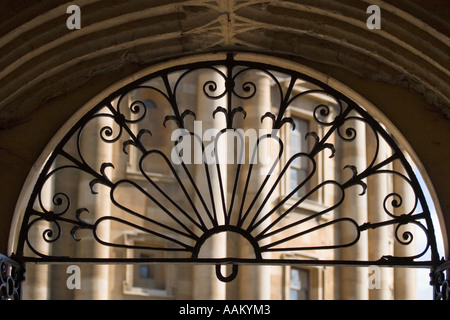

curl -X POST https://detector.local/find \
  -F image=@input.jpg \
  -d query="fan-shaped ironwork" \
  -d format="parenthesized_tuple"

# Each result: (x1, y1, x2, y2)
(11, 54, 443, 285)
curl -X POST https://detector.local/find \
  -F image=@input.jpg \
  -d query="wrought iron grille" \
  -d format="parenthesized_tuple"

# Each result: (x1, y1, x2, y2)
(0, 254, 24, 300)
(11, 53, 443, 286)
(431, 262, 450, 300)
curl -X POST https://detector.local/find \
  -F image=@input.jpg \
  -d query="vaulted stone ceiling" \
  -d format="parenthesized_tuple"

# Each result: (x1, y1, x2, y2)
(0, 0, 449, 129)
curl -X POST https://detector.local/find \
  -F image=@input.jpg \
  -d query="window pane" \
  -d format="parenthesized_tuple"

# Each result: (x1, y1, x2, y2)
(291, 133, 301, 151)
(300, 155, 310, 169)
(290, 168, 309, 197)
(297, 169, 307, 184)
(290, 169, 299, 191)
(289, 289, 298, 300)
(299, 269, 309, 290)
(134, 252, 165, 290)
(140, 264, 151, 279)
(291, 268, 300, 288)
(289, 117, 311, 198)
(291, 155, 300, 168)
(293, 118, 309, 152)
(289, 268, 310, 300)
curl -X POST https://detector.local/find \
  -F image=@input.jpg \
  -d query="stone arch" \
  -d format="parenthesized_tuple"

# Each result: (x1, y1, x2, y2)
(0, 1, 448, 299)
(4, 52, 446, 299)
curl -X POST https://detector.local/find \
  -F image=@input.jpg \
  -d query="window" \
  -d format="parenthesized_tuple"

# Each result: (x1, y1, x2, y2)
(289, 117, 310, 198)
(123, 234, 174, 298)
(134, 253, 165, 290)
(289, 268, 310, 300)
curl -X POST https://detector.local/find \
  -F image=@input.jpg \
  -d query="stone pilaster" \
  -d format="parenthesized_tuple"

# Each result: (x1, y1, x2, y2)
(339, 119, 368, 299)
(192, 69, 227, 299)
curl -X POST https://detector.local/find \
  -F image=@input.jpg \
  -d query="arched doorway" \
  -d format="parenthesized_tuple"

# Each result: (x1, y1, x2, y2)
(3, 53, 447, 300)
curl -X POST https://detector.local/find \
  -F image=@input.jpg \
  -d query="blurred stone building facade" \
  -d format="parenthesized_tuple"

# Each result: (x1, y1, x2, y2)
(22, 67, 417, 300)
